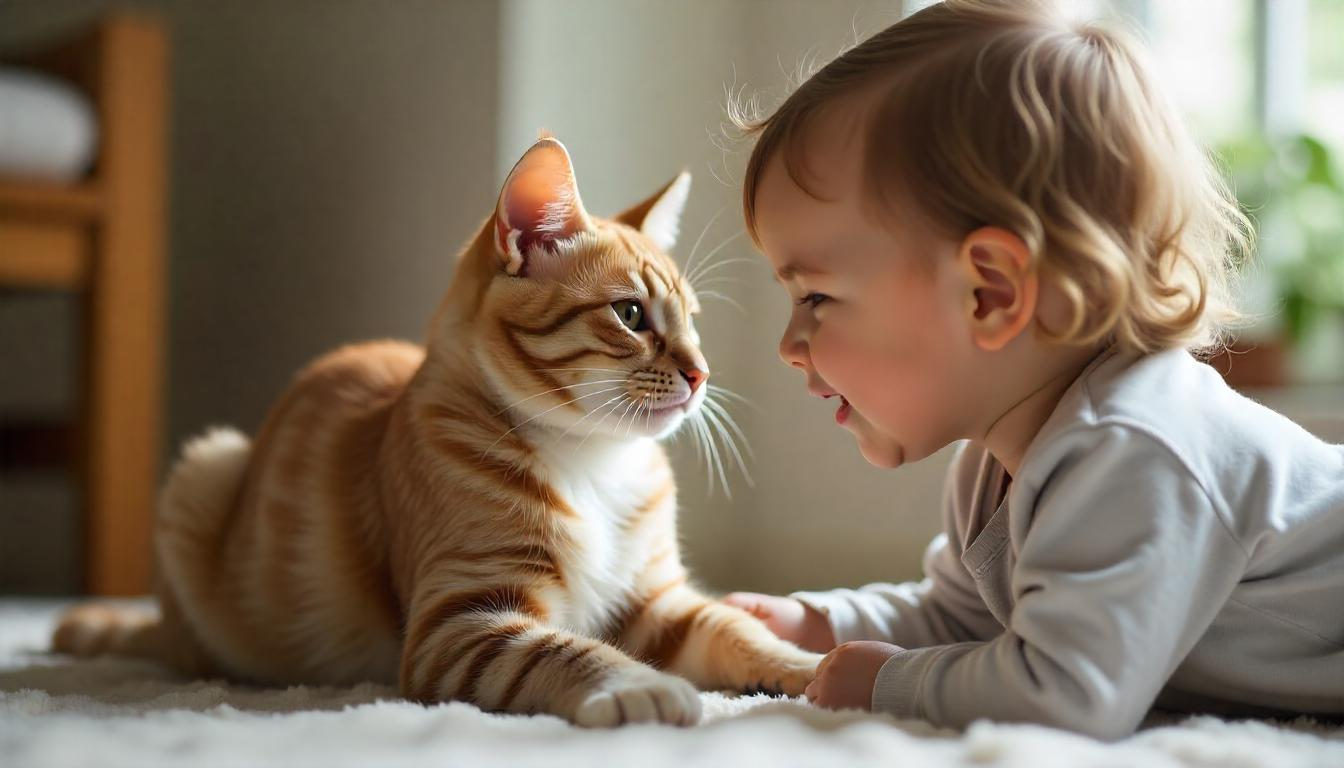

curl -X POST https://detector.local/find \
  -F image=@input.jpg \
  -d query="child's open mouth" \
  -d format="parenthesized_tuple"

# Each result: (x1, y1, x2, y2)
(835, 396, 851, 425)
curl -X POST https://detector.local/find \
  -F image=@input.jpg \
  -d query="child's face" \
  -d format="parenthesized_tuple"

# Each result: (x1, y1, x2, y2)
(753, 108, 978, 468)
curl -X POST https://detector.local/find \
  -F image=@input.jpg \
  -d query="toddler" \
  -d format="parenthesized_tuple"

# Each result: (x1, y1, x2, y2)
(724, 0, 1344, 740)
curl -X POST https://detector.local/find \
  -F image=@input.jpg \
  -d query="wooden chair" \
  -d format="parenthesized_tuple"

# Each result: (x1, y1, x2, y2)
(0, 15, 168, 596)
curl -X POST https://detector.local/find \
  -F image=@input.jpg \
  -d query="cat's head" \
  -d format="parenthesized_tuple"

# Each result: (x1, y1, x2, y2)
(444, 136, 711, 444)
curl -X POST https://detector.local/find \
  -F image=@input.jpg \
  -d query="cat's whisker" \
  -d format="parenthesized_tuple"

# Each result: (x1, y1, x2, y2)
(628, 395, 655, 438)
(691, 275, 747, 290)
(612, 396, 642, 438)
(693, 409, 731, 500)
(707, 384, 762, 413)
(681, 205, 728, 281)
(686, 231, 747, 277)
(701, 399, 755, 488)
(533, 367, 630, 375)
(618, 395, 639, 438)
(482, 386, 626, 457)
(687, 254, 756, 287)
(703, 396, 758, 465)
(703, 387, 749, 418)
(495, 379, 628, 416)
(681, 407, 704, 465)
(694, 265, 753, 279)
(681, 412, 702, 473)
(551, 391, 631, 446)
(626, 397, 648, 439)
(572, 403, 623, 451)
(695, 291, 747, 316)
(591, 396, 636, 449)
(707, 416, 732, 500)
(689, 271, 753, 299)
(706, 405, 756, 467)
(685, 234, 747, 286)
(689, 413, 715, 495)
(577, 395, 632, 450)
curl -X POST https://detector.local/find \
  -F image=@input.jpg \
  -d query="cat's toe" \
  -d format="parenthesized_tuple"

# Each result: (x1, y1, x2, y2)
(574, 690, 618, 727)
(771, 651, 824, 697)
(574, 672, 702, 727)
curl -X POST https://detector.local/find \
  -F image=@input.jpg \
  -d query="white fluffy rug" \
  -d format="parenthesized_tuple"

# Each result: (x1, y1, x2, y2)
(2, 600, 1342, 768)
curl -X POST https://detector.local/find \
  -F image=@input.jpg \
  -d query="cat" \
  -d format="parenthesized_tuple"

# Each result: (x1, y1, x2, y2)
(52, 135, 821, 727)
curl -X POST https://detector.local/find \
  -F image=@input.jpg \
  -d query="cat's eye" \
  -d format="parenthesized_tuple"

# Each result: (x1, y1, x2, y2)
(612, 300, 647, 331)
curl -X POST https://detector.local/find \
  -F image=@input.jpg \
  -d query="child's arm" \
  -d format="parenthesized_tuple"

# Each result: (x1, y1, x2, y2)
(786, 531, 1002, 649)
(727, 443, 1002, 650)
(720, 592, 836, 652)
(822, 426, 1246, 740)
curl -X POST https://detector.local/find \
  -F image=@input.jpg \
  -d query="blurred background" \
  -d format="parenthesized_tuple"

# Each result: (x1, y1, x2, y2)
(1, 0, 1341, 597)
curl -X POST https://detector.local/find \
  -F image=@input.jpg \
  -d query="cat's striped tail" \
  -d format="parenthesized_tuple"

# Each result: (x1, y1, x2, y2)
(52, 427, 251, 667)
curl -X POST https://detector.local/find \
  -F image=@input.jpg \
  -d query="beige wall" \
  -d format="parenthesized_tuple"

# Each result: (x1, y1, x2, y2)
(2, 0, 948, 596)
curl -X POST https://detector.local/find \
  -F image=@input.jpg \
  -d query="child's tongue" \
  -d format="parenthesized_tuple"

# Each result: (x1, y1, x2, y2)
(835, 396, 852, 425)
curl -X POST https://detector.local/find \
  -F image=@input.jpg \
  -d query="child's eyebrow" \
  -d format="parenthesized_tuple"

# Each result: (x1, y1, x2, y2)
(774, 262, 826, 283)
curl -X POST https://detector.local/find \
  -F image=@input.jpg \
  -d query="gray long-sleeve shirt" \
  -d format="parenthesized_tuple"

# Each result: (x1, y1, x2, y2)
(793, 347, 1344, 740)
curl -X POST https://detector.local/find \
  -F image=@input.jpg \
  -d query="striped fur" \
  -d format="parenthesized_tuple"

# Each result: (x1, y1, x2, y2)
(53, 140, 820, 727)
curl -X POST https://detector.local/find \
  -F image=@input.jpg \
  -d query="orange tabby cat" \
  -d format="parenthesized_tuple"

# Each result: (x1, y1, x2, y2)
(53, 136, 820, 726)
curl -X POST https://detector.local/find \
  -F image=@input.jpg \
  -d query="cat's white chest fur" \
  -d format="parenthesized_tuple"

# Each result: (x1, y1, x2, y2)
(533, 436, 665, 636)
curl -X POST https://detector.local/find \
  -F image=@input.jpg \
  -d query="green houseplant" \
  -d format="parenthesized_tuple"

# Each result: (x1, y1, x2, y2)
(1218, 133, 1344, 383)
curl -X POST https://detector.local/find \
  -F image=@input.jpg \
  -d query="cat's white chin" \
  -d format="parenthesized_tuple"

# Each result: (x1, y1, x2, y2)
(589, 402, 683, 441)
(641, 403, 693, 439)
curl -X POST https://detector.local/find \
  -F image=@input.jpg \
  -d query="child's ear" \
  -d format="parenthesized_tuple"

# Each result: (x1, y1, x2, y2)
(957, 227, 1038, 351)
(613, 170, 692, 252)
(494, 136, 594, 277)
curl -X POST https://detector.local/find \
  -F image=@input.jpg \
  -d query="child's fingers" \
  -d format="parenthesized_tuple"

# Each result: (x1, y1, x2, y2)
(815, 646, 839, 677)
(722, 592, 770, 617)
(722, 592, 759, 607)
(721, 592, 752, 607)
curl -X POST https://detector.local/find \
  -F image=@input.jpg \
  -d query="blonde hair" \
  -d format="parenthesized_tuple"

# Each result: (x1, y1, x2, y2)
(736, 0, 1253, 354)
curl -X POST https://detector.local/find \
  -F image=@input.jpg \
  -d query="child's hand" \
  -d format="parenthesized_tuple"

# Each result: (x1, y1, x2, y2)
(804, 641, 903, 711)
(721, 592, 837, 653)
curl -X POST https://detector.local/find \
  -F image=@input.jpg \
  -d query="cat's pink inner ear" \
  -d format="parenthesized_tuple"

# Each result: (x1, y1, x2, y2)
(494, 138, 592, 277)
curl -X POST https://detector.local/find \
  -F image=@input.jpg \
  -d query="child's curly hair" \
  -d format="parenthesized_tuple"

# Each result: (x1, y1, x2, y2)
(735, 0, 1253, 355)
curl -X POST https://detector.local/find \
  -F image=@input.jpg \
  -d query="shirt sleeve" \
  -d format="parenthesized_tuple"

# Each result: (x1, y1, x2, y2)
(868, 425, 1249, 741)
(789, 444, 1003, 647)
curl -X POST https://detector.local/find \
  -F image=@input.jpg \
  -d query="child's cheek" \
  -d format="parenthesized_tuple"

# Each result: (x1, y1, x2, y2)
(811, 322, 878, 396)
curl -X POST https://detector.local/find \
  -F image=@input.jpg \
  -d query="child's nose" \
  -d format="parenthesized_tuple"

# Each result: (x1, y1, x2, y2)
(778, 333, 810, 370)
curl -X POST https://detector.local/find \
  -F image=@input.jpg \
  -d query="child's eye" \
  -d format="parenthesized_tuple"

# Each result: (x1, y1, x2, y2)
(797, 292, 831, 309)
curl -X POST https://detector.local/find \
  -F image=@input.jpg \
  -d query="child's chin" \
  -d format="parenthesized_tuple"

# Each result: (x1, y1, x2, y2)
(856, 435, 905, 469)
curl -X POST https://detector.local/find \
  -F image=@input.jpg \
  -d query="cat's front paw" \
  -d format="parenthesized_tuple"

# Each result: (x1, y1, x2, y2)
(574, 667, 702, 727)
(743, 648, 823, 698)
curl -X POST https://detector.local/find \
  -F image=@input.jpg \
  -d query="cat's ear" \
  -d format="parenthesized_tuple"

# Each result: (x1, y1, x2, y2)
(614, 171, 691, 252)
(494, 136, 594, 277)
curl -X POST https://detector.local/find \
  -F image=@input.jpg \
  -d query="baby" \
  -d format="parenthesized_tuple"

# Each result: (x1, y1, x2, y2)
(723, 0, 1344, 740)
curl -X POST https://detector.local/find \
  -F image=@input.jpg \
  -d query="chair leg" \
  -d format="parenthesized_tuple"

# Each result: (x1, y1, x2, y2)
(82, 254, 161, 596)
(82, 16, 168, 596)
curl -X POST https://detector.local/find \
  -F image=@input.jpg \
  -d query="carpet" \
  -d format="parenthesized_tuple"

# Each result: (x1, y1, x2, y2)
(2, 600, 1341, 767)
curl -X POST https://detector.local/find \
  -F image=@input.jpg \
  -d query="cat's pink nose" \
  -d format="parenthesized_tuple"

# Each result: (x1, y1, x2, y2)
(680, 367, 709, 395)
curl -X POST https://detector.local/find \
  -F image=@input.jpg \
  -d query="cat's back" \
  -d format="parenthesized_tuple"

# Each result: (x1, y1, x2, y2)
(250, 339, 425, 471)
(185, 339, 425, 685)
(281, 339, 426, 418)
(246, 338, 425, 507)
